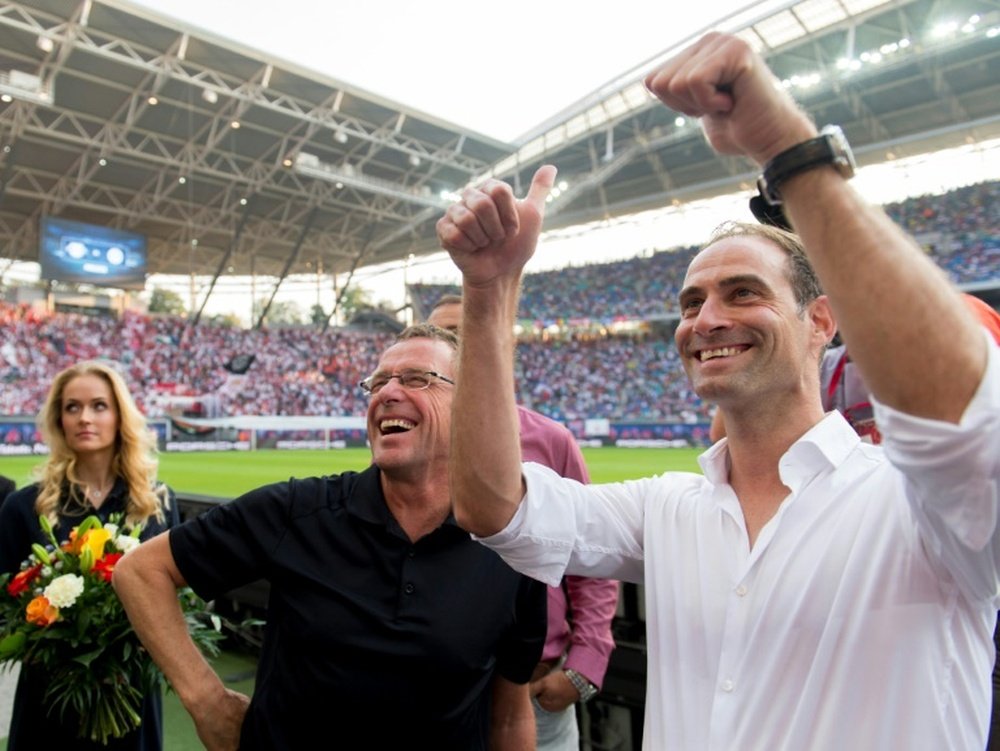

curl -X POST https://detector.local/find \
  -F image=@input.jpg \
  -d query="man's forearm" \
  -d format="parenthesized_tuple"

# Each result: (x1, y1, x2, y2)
(489, 678, 536, 751)
(781, 167, 986, 422)
(451, 283, 525, 536)
(563, 575, 619, 685)
(113, 537, 227, 711)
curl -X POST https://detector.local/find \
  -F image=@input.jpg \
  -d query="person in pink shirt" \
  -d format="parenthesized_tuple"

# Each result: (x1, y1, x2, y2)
(428, 296, 619, 750)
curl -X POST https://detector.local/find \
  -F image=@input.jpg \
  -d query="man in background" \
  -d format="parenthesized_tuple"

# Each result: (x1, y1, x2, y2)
(428, 294, 618, 750)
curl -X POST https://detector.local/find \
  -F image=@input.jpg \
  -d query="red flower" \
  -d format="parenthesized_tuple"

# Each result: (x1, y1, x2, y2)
(92, 552, 124, 583)
(6, 564, 43, 597)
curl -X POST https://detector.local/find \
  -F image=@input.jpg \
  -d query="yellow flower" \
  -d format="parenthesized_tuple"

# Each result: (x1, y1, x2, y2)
(80, 528, 113, 565)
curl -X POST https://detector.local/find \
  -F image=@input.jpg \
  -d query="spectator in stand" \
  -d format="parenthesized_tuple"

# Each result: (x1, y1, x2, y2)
(428, 294, 618, 751)
(437, 31, 1000, 749)
(0, 360, 178, 751)
(113, 324, 546, 750)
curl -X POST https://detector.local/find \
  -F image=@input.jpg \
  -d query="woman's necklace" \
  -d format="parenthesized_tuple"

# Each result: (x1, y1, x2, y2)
(86, 479, 114, 504)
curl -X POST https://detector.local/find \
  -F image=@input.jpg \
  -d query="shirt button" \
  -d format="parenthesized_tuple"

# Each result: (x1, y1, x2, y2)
(404, 582, 415, 595)
(721, 679, 735, 692)
(735, 585, 748, 597)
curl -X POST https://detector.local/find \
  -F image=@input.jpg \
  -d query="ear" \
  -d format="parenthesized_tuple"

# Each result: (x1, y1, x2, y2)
(806, 294, 837, 352)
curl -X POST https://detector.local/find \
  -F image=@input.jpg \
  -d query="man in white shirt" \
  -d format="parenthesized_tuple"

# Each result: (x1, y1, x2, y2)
(435, 32, 1000, 750)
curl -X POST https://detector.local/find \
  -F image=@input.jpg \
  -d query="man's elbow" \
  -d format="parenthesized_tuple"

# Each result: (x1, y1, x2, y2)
(452, 502, 506, 538)
(450, 474, 526, 536)
(111, 551, 142, 599)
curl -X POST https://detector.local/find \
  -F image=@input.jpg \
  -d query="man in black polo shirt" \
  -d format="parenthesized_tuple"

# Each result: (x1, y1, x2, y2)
(113, 324, 546, 750)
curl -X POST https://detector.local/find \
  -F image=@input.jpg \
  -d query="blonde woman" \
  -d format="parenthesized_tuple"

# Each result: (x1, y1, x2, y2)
(0, 360, 178, 751)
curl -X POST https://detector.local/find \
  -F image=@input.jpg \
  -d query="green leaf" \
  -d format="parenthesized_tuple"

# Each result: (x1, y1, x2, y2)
(0, 631, 26, 658)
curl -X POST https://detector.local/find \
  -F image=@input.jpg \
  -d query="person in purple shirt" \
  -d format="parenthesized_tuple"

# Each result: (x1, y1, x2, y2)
(428, 295, 619, 750)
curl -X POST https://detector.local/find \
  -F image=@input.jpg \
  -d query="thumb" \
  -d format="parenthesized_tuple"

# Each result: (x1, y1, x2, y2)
(523, 165, 557, 211)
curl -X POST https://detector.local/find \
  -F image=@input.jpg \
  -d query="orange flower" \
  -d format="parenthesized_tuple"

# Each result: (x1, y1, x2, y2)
(92, 552, 124, 583)
(67, 527, 86, 555)
(25, 596, 59, 627)
(6, 564, 43, 597)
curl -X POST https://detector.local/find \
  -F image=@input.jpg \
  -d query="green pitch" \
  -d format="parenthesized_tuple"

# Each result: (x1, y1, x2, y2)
(0, 446, 703, 498)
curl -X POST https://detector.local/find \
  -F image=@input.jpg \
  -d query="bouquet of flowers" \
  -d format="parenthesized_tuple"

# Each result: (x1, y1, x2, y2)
(0, 513, 225, 745)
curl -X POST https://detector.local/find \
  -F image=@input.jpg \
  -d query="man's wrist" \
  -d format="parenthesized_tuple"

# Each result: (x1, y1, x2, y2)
(757, 125, 856, 206)
(563, 668, 598, 703)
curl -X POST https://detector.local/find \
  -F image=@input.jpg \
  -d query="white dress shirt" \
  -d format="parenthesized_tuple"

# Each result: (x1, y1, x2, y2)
(482, 339, 1000, 750)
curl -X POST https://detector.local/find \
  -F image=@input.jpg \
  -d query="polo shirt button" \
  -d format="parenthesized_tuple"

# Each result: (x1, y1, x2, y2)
(404, 582, 415, 594)
(735, 585, 747, 597)
(721, 679, 735, 692)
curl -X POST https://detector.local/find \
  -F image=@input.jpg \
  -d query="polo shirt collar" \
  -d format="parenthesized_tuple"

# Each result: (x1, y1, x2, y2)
(345, 464, 462, 532)
(344, 464, 391, 525)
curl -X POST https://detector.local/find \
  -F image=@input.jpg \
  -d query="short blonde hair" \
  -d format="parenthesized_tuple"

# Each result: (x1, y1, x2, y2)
(35, 360, 167, 528)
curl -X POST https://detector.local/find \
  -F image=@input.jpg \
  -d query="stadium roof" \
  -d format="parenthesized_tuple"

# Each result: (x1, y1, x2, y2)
(0, 0, 998, 292)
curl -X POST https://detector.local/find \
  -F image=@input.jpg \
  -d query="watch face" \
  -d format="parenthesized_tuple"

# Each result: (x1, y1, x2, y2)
(821, 125, 857, 177)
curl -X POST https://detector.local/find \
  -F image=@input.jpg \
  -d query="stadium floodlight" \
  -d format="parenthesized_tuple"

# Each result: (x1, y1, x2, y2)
(0, 69, 53, 106)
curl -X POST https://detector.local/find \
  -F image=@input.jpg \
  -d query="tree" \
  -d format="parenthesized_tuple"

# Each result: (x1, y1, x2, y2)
(309, 304, 327, 326)
(253, 298, 303, 327)
(148, 287, 187, 316)
(334, 285, 372, 324)
(204, 312, 243, 328)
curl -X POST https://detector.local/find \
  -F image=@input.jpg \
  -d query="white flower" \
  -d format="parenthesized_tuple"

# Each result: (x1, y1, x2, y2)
(44, 573, 85, 608)
(103, 523, 119, 538)
(115, 536, 141, 555)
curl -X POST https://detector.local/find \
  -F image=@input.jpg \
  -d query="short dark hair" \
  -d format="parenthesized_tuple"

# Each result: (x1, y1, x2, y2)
(431, 293, 463, 311)
(704, 221, 823, 311)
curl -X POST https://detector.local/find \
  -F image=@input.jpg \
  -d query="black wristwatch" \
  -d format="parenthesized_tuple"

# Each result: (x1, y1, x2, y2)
(757, 125, 856, 206)
(564, 669, 598, 703)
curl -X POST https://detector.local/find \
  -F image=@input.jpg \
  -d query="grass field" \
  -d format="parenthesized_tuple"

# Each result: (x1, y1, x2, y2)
(0, 445, 704, 498)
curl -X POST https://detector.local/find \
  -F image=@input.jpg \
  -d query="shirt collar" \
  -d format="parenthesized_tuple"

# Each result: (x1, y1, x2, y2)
(699, 411, 862, 492)
(344, 464, 391, 525)
(345, 464, 462, 532)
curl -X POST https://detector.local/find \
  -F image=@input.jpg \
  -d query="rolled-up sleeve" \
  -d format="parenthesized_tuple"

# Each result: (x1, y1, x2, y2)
(477, 462, 647, 587)
(875, 334, 1000, 601)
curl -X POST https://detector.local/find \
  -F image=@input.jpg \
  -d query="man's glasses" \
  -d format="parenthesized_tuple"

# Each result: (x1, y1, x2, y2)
(359, 369, 455, 395)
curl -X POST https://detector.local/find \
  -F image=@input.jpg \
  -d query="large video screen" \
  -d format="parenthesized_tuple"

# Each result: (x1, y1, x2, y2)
(39, 216, 147, 290)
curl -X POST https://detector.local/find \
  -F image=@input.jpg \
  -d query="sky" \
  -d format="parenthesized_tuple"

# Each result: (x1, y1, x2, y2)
(128, 0, 762, 142)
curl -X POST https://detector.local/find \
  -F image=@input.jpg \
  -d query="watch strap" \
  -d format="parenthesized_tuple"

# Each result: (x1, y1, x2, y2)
(758, 125, 856, 206)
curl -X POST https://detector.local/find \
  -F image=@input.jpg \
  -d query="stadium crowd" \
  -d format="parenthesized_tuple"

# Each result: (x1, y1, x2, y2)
(412, 179, 999, 325)
(0, 180, 996, 435)
(0, 301, 707, 433)
(0, 303, 392, 420)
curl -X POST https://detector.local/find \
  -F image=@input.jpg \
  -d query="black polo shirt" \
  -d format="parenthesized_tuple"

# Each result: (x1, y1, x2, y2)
(170, 465, 546, 750)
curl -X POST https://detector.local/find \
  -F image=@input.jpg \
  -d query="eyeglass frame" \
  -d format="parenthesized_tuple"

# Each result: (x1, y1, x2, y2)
(358, 368, 455, 395)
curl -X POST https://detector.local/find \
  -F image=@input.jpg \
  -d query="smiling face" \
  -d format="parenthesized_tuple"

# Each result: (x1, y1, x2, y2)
(60, 373, 120, 458)
(675, 235, 831, 411)
(365, 337, 457, 477)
